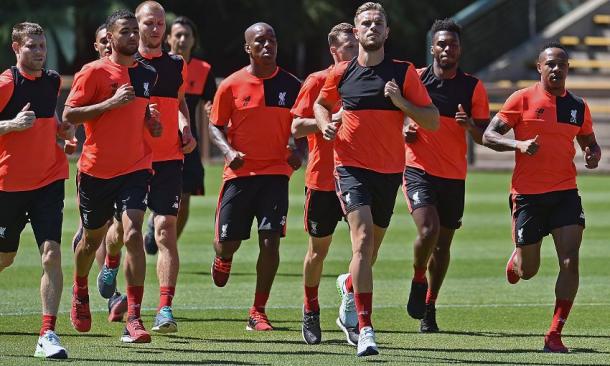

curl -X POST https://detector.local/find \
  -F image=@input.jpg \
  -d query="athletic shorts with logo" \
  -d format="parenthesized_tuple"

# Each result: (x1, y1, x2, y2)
(509, 188, 585, 246)
(403, 166, 465, 229)
(0, 179, 64, 252)
(215, 175, 289, 242)
(335, 166, 402, 229)
(149, 160, 183, 216)
(304, 187, 344, 237)
(78, 169, 151, 230)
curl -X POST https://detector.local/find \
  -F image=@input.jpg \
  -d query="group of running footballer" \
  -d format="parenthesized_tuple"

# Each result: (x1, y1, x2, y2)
(0, 0, 601, 359)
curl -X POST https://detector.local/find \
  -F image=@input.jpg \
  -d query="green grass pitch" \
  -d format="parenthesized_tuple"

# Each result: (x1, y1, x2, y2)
(1, 163, 609, 365)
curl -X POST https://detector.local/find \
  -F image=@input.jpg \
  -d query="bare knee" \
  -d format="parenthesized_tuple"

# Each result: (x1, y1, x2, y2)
(520, 266, 539, 280)
(419, 223, 439, 243)
(0, 252, 17, 270)
(123, 227, 142, 248)
(41, 244, 61, 270)
(559, 254, 579, 275)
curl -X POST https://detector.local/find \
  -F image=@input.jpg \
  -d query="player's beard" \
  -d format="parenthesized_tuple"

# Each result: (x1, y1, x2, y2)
(438, 60, 457, 70)
(116, 43, 138, 57)
(143, 37, 162, 50)
(361, 38, 383, 52)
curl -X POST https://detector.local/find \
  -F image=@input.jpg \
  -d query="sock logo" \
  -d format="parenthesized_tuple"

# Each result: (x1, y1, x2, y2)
(0, 226, 6, 239)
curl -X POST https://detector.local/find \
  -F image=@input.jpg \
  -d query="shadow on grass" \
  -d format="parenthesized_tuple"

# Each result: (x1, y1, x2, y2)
(184, 271, 336, 279)
(0, 330, 111, 338)
(116, 344, 345, 356)
(4, 355, 267, 365)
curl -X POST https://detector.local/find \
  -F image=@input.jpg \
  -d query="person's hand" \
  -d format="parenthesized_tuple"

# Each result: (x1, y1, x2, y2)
(584, 146, 600, 169)
(56, 120, 75, 140)
(145, 103, 163, 137)
(203, 101, 212, 119)
(404, 122, 417, 143)
(286, 147, 303, 170)
(64, 137, 78, 155)
(321, 121, 339, 141)
(225, 149, 246, 170)
(384, 78, 402, 106)
(11, 103, 35, 131)
(517, 135, 540, 156)
(181, 126, 197, 154)
(455, 104, 474, 130)
(107, 83, 135, 109)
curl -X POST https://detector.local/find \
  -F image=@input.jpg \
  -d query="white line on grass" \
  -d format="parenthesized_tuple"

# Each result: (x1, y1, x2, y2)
(2, 302, 610, 316)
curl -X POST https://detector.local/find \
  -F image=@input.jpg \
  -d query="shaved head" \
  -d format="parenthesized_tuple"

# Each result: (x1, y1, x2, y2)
(135, 1, 165, 20)
(244, 22, 274, 43)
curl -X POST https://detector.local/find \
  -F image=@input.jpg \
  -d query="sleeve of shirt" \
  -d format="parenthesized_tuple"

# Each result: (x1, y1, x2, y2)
(210, 80, 234, 127)
(471, 79, 490, 120)
(318, 62, 347, 106)
(65, 66, 96, 107)
(0, 70, 14, 112)
(402, 64, 432, 107)
(178, 58, 188, 98)
(578, 101, 594, 136)
(495, 91, 523, 128)
(290, 74, 322, 118)
(202, 69, 217, 102)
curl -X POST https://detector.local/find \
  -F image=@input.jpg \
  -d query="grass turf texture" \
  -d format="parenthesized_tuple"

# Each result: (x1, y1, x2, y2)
(1, 163, 609, 365)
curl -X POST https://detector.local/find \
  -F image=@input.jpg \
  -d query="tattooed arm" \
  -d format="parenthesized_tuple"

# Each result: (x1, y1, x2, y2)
(482, 115, 540, 155)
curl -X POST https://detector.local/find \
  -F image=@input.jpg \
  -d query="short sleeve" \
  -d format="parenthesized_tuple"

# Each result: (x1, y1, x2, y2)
(210, 80, 234, 127)
(178, 58, 188, 97)
(495, 91, 523, 128)
(403, 65, 432, 107)
(471, 79, 490, 120)
(202, 69, 217, 101)
(290, 73, 323, 118)
(578, 101, 594, 136)
(65, 66, 97, 107)
(318, 62, 347, 106)
(0, 70, 14, 112)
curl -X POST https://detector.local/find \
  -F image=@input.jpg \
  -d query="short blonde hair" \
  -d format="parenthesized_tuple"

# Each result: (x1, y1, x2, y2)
(354, 2, 387, 26)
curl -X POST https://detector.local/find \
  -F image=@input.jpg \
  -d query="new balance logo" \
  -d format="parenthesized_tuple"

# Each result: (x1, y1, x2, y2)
(221, 224, 228, 239)
(259, 217, 272, 231)
(278, 92, 287, 106)
(580, 211, 585, 220)
(412, 191, 421, 205)
(570, 109, 578, 124)
(280, 216, 286, 226)
(345, 193, 351, 204)
(0, 226, 6, 239)
(83, 214, 88, 226)
(172, 196, 180, 209)
(517, 228, 524, 243)
(143, 82, 150, 97)
(535, 108, 545, 119)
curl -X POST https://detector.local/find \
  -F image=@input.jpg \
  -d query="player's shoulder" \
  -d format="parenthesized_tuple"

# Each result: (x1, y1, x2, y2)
(391, 59, 414, 67)
(0, 68, 13, 82)
(44, 69, 61, 81)
(308, 67, 332, 82)
(190, 57, 212, 70)
(166, 52, 185, 67)
(276, 67, 302, 88)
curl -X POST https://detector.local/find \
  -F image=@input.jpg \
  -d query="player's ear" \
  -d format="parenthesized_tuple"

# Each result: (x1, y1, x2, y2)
(244, 43, 251, 55)
(11, 41, 20, 55)
(536, 61, 542, 74)
(329, 45, 337, 57)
